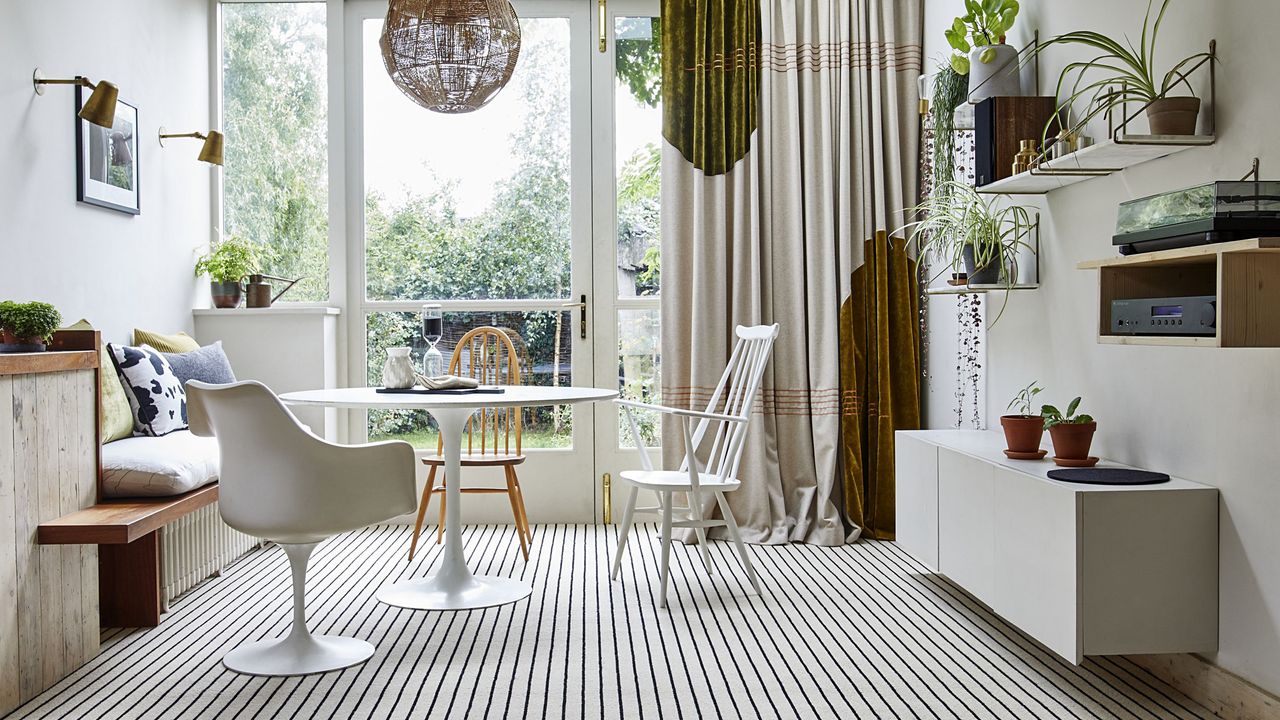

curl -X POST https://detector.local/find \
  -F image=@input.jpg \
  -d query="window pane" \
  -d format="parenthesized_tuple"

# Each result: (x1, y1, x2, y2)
(615, 17, 661, 298)
(367, 311, 574, 449)
(221, 2, 329, 301)
(618, 307, 661, 447)
(362, 18, 572, 302)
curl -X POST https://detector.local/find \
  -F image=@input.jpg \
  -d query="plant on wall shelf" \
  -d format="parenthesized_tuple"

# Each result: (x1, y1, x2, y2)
(944, 0, 1021, 75)
(946, 0, 1022, 103)
(1034, 0, 1212, 137)
(929, 65, 969, 203)
(0, 301, 63, 352)
(1041, 396, 1098, 465)
(901, 180, 1036, 323)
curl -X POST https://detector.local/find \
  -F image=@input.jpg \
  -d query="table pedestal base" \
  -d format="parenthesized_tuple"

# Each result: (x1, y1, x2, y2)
(377, 574, 531, 611)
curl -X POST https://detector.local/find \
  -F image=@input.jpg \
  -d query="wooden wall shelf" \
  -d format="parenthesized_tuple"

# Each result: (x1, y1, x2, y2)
(1079, 238, 1280, 347)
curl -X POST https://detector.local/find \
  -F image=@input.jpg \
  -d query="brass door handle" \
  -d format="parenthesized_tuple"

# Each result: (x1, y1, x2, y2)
(561, 294, 587, 339)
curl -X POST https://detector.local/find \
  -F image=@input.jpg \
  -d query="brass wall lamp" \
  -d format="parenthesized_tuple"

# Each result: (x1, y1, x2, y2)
(32, 68, 119, 128)
(158, 127, 224, 166)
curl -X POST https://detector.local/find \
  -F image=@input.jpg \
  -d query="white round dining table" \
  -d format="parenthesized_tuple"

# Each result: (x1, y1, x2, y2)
(279, 385, 617, 611)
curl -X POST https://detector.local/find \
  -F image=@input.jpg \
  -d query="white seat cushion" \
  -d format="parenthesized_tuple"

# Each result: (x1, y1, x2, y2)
(101, 431, 219, 498)
(619, 469, 740, 490)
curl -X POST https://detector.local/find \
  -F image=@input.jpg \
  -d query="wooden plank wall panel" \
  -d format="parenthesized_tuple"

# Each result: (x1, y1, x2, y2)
(0, 368, 100, 716)
(76, 371, 99, 661)
(35, 372, 65, 689)
(0, 376, 18, 711)
(12, 373, 41, 703)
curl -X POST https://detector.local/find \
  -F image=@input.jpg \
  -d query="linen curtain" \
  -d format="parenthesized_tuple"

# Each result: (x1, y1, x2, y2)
(660, 0, 922, 544)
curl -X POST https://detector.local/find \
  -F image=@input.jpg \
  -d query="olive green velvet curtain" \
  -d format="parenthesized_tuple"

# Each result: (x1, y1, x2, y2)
(661, 1, 760, 176)
(660, 0, 923, 544)
(839, 232, 921, 539)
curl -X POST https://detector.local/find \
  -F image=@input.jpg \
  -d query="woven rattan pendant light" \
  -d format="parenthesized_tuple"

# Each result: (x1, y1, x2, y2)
(380, 0, 522, 114)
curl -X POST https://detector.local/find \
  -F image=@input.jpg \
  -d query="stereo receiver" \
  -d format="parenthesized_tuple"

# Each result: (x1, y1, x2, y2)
(1111, 296, 1216, 336)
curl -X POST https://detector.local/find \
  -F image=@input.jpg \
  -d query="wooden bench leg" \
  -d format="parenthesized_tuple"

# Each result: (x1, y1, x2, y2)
(98, 531, 161, 628)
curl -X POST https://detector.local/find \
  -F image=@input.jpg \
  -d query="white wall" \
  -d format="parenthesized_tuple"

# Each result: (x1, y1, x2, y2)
(0, 0, 212, 344)
(923, 0, 1280, 695)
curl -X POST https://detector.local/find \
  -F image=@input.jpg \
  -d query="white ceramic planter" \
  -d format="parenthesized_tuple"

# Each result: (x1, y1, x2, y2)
(968, 44, 1021, 104)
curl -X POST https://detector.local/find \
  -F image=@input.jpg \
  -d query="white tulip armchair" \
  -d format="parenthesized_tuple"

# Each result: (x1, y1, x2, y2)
(611, 324, 779, 607)
(187, 380, 417, 676)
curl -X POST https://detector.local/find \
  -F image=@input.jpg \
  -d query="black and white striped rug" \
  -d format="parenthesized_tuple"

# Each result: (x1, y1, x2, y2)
(12, 524, 1211, 719)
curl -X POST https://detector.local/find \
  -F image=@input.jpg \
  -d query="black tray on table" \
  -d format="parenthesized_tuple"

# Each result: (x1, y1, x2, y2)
(375, 386, 506, 395)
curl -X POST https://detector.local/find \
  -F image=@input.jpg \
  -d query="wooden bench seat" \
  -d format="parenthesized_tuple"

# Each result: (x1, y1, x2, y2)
(37, 484, 219, 545)
(36, 484, 221, 627)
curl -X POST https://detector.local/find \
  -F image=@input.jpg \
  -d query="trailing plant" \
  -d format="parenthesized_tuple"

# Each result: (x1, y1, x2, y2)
(954, 293, 983, 428)
(945, 0, 1021, 75)
(0, 301, 63, 343)
(900, 181, 1036, 323)
(1006, 380, 1043, 416)
(1041, 396, 1094, 429)
(194, 235, 268, 283)
(1033, 0, 1211, 139)
(929, 65, 969, 202)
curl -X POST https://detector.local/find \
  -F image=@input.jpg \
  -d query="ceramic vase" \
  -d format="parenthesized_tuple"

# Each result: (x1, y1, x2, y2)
(968, 44, 1021, 104)
(382, 347, 416, 389)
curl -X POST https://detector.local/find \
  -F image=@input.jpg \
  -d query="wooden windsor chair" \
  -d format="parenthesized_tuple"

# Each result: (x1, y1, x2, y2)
(407, 326, 533, 562)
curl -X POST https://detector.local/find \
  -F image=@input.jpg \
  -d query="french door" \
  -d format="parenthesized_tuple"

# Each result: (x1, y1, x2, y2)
(343, 0, 660, 523)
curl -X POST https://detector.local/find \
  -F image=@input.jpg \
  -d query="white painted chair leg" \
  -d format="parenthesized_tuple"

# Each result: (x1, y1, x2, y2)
(223, 542, 375, 677)
(687, 491, 715, 574)
(611, 485, 640, 580)
(715, 492, 762, 596)
(658, 491, 673, 609)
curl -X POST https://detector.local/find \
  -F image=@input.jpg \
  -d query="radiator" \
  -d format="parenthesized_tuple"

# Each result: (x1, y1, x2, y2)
(159, 501, 260, 609)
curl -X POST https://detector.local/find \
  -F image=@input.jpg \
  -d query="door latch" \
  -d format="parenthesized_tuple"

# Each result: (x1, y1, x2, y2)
(561, 294, 587, 339)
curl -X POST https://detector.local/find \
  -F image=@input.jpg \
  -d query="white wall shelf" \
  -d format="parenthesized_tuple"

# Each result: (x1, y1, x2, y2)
(976, 135, 1215, 195)
(924, 283, 1039, 296)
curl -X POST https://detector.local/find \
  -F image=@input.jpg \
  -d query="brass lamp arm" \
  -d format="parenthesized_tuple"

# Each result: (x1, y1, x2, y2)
(159, 131, 208, 141)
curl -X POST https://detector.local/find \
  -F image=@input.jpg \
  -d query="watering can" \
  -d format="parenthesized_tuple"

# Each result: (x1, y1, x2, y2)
(245, 274, 301, 308)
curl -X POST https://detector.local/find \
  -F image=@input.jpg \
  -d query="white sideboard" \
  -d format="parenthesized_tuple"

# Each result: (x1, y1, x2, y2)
(193, 307, 340, 440)
(895, 430, 1218, 664)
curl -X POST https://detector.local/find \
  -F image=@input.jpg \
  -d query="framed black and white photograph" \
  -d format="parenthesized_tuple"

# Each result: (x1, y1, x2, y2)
(75, 87, 140, 215)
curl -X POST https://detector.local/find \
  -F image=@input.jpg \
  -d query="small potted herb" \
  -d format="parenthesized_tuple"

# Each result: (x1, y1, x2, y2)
(1041, 396, 1097, 466)
(195, 236, 267, 309)
(1000, 381, 1044, 456)
(0, 301, 64, 352)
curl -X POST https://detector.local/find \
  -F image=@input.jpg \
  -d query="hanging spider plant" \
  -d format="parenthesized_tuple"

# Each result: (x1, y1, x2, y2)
(899, 181, 1036, 324)
(1035, 0, 1212, 140)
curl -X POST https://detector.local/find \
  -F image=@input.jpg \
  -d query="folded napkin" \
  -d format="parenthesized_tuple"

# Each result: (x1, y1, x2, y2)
(413, 373, 480, 390)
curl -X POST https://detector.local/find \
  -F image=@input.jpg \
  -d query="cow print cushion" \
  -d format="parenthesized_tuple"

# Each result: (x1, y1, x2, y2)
(107, 343, 189, 437)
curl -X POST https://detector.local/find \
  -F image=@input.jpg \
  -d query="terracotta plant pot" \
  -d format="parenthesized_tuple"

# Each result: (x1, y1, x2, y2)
(1000, 414, 1045, 453)
(0, 329, 47, 353)
(1048, 421, 1097, 460)
(210, 280, 244, 309)
(1146, 97, 1201, 135)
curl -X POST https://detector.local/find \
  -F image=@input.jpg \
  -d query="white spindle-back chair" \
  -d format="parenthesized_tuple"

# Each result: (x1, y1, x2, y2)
(611, 323, 779, 607)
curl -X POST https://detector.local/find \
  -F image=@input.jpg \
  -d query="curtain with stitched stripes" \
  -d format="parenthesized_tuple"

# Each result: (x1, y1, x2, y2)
(660, 0, 922, 544)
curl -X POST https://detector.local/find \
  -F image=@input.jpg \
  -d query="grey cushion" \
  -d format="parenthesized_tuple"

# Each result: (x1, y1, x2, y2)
(155, 341, 237, 386)
(100, 430, 219, 497)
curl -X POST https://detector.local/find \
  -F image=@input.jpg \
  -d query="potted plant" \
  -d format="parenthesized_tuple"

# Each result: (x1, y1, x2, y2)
(900, 180, 1036, 323)
(1041, 396, 1097, 466)
(194, 236, 267, 309)
(1035, 0, 1212, 137)
(0, 301, 63, 352)
(945, 0, 1022, 104)
(1001, 380, 1045, 456)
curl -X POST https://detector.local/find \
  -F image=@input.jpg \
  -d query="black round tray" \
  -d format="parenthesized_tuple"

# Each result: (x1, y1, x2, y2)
(1047, 468, 1169, 485)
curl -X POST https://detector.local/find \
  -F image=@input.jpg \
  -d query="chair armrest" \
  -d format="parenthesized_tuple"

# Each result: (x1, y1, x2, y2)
(614, 398, 746, 424)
